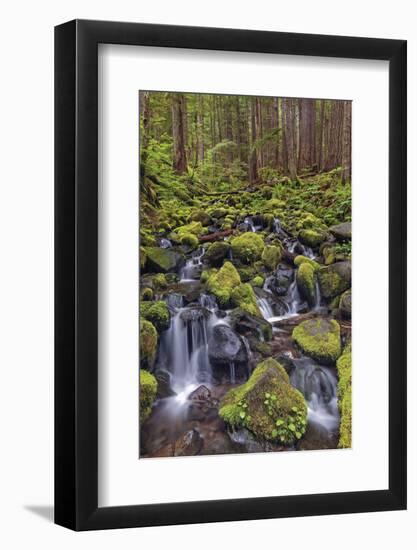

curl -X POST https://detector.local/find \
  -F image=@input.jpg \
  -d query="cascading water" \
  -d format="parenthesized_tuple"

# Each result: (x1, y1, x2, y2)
(180, 246, 205, 281)
(257, 297, 275, 320)
(289, 357, 339, 433)
(159, 237, 172, 249)
(244, 216, 256, 232)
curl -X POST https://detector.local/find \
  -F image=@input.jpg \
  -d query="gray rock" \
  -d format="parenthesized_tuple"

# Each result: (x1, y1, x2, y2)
(329, 222, 351, 241)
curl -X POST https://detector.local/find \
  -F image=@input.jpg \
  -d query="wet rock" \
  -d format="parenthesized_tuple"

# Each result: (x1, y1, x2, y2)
(329, 222, 351, 241)
(179, 306, 211, 324)
(266, 264, 294, 296)
(208, 325, 249, 366)
(317, 261, 351, 299)
(200, 431, 239, 455)
(174, 429, 203, 456)
(292, 318, 342, 365)
(154, 370, 176, 399)
(145, 247, 185, 273)
(188, 385, 211, 401)
(340, 289, 352, 319)
(229, 307, 273, 341)
(297, 421, 338, 450)
(205, 241, 230, 266)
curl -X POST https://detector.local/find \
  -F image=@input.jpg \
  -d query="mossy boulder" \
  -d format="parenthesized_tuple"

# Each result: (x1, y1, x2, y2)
(140, 246, 147, 270)
(263, 198, 286, 211)
(140, 319, 158, 365)
(340, 289, 352, 319)
(250, 275, 264, 288)
(219, 358, 308, 445)
(145, 247, 185, 273)
(230, 283, 261, 317)
(206, 261, 241, 308)
(176, 221, 207, 236)
(140, 369, 158, 423)
(188, 210, 212, 226)
(209, 207, 228, 219)
(298, 228, 327, 248)
(179, 233, 199, 249)
(140, 301, 170, 332)
(141, 287, 153, 301)
(296, 262, 316, 307)
(321, 244, 336, 265)
(236, 266, 257, 283)
(330, 222, 352, 241)
(292, 318, 341, 365)
(296, 212, 327, 231)
(231, 232, 265, 264)
(336, 345, 352, 448)
(152, 273, 168, 290)
(317, 261, 351, 299)
(294, 255, 320, 271)
(205, 241, 230, 266)
(261, 244, 282, 271)
(140, 228, 157, 247)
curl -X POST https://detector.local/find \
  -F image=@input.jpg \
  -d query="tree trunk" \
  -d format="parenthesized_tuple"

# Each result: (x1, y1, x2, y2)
(249, 97, 258, 184)
(197, 94, 204, 163)
(283, 98, 297, 180)
(341, 100, 352, 184)
(171, 93, 187, 174)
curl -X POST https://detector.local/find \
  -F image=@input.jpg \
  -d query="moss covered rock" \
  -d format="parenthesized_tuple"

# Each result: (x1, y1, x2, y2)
(145, 247, 185, 273)
(261, 244, 282, 271)
(188, 210, 212, 226)
(176, 221, 207, 236)
(140, 319, 158, 365)
(141, 287, 154, 301)
(296, 212, 327, 231)
(140, 246, 147, 270)
(179, 233, 199, 249)
(206, 261, 241, 308)
(152, 273, 168, 290)
(236, 266, 257, 283)
(231, 232, 265, 264)
(336, 345, 352, 448)
(298, 228, 327, 248)
(205, 241, 230, 266)
(340, 289, 352, 319)
(292, 318, 341, 365)
(140, 369, 158, 423)
(294, 255, 320, 271)
(219, 358, 308, 445)
(317, 261, 351, 299)
(296, 262, 316, 307)
(263, 198, 286, 211)
(230, 283, 261, 317)
(141, 301, 170, 332)
(250, 275, 264, 288)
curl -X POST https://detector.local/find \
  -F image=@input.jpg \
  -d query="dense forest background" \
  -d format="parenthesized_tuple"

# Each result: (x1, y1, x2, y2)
(140, 92, 351, 201)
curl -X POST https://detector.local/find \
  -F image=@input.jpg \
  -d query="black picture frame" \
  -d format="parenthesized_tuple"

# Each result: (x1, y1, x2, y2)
(55, 19, 407, 531)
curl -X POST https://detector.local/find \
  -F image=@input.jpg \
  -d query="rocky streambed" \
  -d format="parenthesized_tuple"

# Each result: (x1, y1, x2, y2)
(139, 209, 352, 457)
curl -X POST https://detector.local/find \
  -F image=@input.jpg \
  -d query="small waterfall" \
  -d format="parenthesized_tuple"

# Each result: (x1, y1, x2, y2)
(313, 279, 321, 310)
(180, 247, 205, 281)
(289, 357, 339, 433)
(165, 293, 184, 310)
(159, 237, 172, 249)
(244, 216, 256, 232)
(300, 244, 316, 259)
(287, 278, 303, 314)
(229, 362, 236, 384)
(257, 297, 275, 320)
(199, 293, 218, 311)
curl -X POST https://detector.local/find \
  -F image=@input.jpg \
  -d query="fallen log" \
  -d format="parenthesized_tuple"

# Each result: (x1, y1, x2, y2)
(199, 229, 234, 243)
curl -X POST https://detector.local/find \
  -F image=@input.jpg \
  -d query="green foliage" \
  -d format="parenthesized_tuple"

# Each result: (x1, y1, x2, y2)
(206, 261, 241, 308)
(250, 275, 264, 288)
(230, 283, 262, 317)
(140, 301, 170, 332)
(140, 369, 158, 423)
(231, 232, 265, 264)
(292, 318, 342, 365)
(219, 358, 308, 445)
(176, 221, 207, 236)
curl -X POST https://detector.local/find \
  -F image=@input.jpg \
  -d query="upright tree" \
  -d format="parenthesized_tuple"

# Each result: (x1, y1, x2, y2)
(171, 93, 187, 174)
(283, 98, 297, 180)
(341, 100, 352, 184)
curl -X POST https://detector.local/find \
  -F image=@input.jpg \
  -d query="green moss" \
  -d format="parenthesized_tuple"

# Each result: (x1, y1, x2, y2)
(200, 268, 216, 284)
(261, 244, 282, 271)
(237, 266, 256, 282)
(219, 358, 308, 445)
(296, 212, 327, 231)
(140, 319, 158, 365)
(336, 346, 352, 448)
(231, 232, 265, 264)
(292, 318, 341, 365)
(230, 283, 261, 317)
(317, 264, 351, 299)
(294, 255, 320, 271)
(141, 300, 170, 332)
(205, 241, 230, 266)
(176, 221, 207, 236)
(263, 198, 286, 211)
(321, 245, 336, 265)
(140, 369, 158, 423)
(298, 228, 326, 248)
(250, 275, 264, 288)
(152, 273, 168, 290)
(141, 287, 153, 301)
(188, 210, 212, 226)
(144, 247, 184, 273)
(179, 233, 199, 248)
(296, 262, 316, 306)
(206, 261, 241, 308)
(140, 228, 157, 247)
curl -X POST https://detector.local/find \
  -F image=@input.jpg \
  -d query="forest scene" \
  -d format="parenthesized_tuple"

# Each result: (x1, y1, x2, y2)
(139, 91, 352, 458)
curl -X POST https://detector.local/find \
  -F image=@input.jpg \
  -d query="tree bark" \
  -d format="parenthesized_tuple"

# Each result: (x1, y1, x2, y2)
(341, 100, 352, 184)
(283, 98, 297, 180)
(171, 93, 188, 174)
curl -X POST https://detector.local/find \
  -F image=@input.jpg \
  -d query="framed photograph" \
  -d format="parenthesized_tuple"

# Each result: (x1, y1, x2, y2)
(55, 20, 407, 530)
